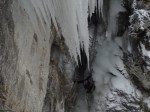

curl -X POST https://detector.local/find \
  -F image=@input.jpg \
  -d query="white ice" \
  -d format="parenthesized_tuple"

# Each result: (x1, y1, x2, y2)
(107, 0, 125, 39)
(18, 0, 92, 63)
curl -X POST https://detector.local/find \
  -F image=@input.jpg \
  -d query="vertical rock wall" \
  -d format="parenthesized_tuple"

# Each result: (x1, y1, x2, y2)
(0, 0, 77, 112)
(1, 0, 50, 111)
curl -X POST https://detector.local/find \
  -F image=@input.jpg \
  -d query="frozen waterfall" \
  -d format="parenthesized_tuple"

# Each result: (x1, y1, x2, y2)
(11, 0, 144, 111)
(18, 0, 104, 63)
(75, 0, 141, 112)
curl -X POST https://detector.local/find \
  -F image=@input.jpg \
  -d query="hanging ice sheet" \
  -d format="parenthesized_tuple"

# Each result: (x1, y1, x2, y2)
(18, 0, 104, 63)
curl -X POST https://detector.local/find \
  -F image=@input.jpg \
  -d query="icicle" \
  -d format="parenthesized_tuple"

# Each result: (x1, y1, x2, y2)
(98, 0, 103, 17)
(88, 0, 97, 17)
(76, 0, 89, 66)
(88, 0, 103, 18)
(107, 0, 125, 39)
(18, 0, 91, 64)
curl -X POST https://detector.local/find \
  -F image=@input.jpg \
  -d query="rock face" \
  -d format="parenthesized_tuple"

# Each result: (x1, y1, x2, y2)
(0, 0, 51, 111)
(0, 0, 150, 112)
(0, 0, 18, 110)
(42, 34, 77, 112)
(74, 0, 150, 112)
(0, 0, 77, 112)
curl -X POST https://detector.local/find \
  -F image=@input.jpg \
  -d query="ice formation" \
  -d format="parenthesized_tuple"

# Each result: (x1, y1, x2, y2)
(88, 0, 103, 18)
(18, 0, 104, 63)
(75, 0, 141, 111)
(107, 0, 125, 39)
(88, 0, 97, 17)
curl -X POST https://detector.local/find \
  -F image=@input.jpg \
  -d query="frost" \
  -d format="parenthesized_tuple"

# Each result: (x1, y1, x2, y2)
(147, 31, 150, 37)
(129, 8, 150, 38)
(132, 0, 137, 10)
(130, 9, 150, 30)
(140, 43, 150, 57)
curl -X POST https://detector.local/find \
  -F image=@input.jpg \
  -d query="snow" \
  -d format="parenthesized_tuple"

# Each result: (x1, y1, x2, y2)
(147, 31, 150, 37)
(130, 9, 150, 37)
(111, 78, 134, 94)
(141, 43, 150, 57)
(144, 98, 150, 109)
(89, 1, 141, 108)
(92, 38, 127, 94)
(91, 36, 142, 111)
(134, 9, 150, 30)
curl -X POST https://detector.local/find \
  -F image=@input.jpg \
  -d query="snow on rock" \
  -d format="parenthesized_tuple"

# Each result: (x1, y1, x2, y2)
(129, 0, 150, 38)
(144, 97, 150, 110)
(92, 37, 129, 92)
(141, 43, 150, 57)
(132, 0, 137, 10)
(91, 36, 143, 111)
(130, 9, 150, 31)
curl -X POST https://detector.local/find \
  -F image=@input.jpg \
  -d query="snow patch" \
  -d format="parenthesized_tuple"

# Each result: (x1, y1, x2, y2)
(92, 36, 141, 111)
(141, 43, 150, 57)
